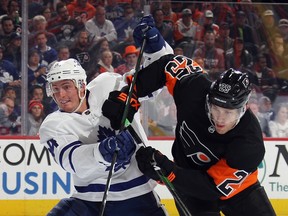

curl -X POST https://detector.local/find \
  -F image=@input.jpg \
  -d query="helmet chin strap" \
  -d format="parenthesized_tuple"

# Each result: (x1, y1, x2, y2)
(72, 88, 87, 113)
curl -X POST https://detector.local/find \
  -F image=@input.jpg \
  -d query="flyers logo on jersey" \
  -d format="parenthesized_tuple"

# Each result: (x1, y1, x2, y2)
(118, 92, 140, 110)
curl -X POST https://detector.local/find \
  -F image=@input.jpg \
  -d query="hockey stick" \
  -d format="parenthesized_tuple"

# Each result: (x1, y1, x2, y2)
(99, 37, 147, 216)
(128, 125, 192, 216)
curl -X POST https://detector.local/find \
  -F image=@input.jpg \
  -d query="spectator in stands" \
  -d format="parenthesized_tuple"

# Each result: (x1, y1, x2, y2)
(0, 16, 15, 45)
(215, 21, 234, 54)
(3, 31, 21, 72)
(66, 0, 96, 21)
(41, 6, 54, 24)
(28, 15, 58, 49)
(185, 3, 203, 24)
(247, 98, 271, 137)
(258, 10, 279, 46)
(89, 37, 123, 69)
(29, 85, 57, 116)
(27, 99, 45, 136)
(88, 50, 114, 82)
(85, 6, 117, 48)
(2, 86, 20, 115)
(161, 1, 178, 25)
(212, 1, 235, 26)
(278, 19, 288, 45)
(197, 10, 219, 41)
(225, 37, 253, 71)
(33, 31, 58, 67)
(0, 0, 9, 15)
(70, 30, 94, 71)
(237, 0, 261, 31)
(96, 50, 114, 73)
(27, 49, 47, 91)
(173, 46, 183, 55)
(0, 44, 21, 98)
(115, 45, 138, 75)
(105, 0, 124, 24)
(269, 102, 288, 137)
(48, 44, 70, 69)
(173, 8, 199, 47)
(0, 0, 21, 32)
(193, 30, 225, 81)
(114, 4, 138, 52)
(47, 2, 85, 47)
(28, 0, 43, 20)
(249, 54, 279, 103)
(229, 10, 257, 56)
(263, 33, 288, 80)
(153, 8, 174, 47)
(0, 96, 20, 135)
(131, 0, 144, 22)
(259, 96, 275, 121)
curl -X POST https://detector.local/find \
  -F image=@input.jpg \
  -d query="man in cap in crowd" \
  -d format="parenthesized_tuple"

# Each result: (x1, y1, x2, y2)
(115, 45, 139, 75)
(197, 10, 219, 41)
(215, 22, 234, 53)
(173, 8, 200, 46)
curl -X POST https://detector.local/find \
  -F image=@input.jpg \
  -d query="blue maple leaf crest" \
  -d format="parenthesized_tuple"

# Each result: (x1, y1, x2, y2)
(98, 126, 116, 141)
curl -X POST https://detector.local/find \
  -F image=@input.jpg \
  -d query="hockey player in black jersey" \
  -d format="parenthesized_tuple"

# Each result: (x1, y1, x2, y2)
(102, 16, 276, 216)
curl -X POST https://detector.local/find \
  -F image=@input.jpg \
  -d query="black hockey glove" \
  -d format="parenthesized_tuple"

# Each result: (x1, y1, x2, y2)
(102, 86, 140, 130)
(136, 146, 176, 182)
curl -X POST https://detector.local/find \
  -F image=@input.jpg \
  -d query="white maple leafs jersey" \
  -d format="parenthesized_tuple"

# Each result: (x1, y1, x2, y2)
(39, 72, 156, 201)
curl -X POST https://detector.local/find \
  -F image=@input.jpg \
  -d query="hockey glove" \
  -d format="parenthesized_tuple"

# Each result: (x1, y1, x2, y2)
(102, 85, 140, 130)
(133, 16, 165, 53)
(136, 146, 176, 182)
(99, 130, 136, 163)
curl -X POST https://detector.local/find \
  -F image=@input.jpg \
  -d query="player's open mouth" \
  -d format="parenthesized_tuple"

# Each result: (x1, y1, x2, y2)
(59, 99, 70, 104)
(215, 124, 225, 128)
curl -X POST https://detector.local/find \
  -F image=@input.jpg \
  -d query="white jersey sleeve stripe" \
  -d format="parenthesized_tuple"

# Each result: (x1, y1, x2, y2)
(68, 144, 82, 172)
(59, 141, 82, 171)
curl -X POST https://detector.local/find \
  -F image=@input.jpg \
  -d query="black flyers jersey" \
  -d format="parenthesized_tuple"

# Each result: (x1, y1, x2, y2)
(135, 54, 265, 200)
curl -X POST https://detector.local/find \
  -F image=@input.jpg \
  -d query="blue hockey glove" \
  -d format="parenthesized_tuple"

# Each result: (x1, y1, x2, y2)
(136, 146, 175, 182)
(140, 15, 155, 28)
(102, 85, 140, 130)
(133, 16, 165, 53)
(99, 130, 136, 163)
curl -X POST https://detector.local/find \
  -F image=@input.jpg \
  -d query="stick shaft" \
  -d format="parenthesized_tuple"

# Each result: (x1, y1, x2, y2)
(99, 38, 147, 216)
(120, 38, 147, 130)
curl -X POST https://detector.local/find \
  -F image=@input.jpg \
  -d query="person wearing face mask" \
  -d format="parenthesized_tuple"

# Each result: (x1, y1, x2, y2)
(103, 15, 276, 216)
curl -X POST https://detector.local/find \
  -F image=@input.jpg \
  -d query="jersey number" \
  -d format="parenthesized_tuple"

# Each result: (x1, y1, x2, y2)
(165, 56, 202, 80)
(217, 170, 248, 197)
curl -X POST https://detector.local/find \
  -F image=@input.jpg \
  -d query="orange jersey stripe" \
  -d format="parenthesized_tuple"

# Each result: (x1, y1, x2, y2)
(207, 159, 258, 200)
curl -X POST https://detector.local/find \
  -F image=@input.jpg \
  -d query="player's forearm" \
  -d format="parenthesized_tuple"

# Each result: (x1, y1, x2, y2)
(135, 54, 174, 97)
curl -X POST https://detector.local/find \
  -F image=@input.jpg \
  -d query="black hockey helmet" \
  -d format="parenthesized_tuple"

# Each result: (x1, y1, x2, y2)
(208, 68, 251, 109)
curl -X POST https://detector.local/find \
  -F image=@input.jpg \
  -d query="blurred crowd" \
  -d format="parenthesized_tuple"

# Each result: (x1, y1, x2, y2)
(0, 0, 287, 137)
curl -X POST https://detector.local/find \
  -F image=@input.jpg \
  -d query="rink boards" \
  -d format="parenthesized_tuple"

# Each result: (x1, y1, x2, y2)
(0, 138, 287, 216)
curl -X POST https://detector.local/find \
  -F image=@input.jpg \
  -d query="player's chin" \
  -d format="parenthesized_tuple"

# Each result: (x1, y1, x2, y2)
(59, 104, 74, 113)
(215, 125, 229, 134)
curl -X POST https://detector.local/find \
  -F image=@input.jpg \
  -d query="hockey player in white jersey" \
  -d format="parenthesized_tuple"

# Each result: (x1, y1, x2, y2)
(39, 58, 168, 216)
